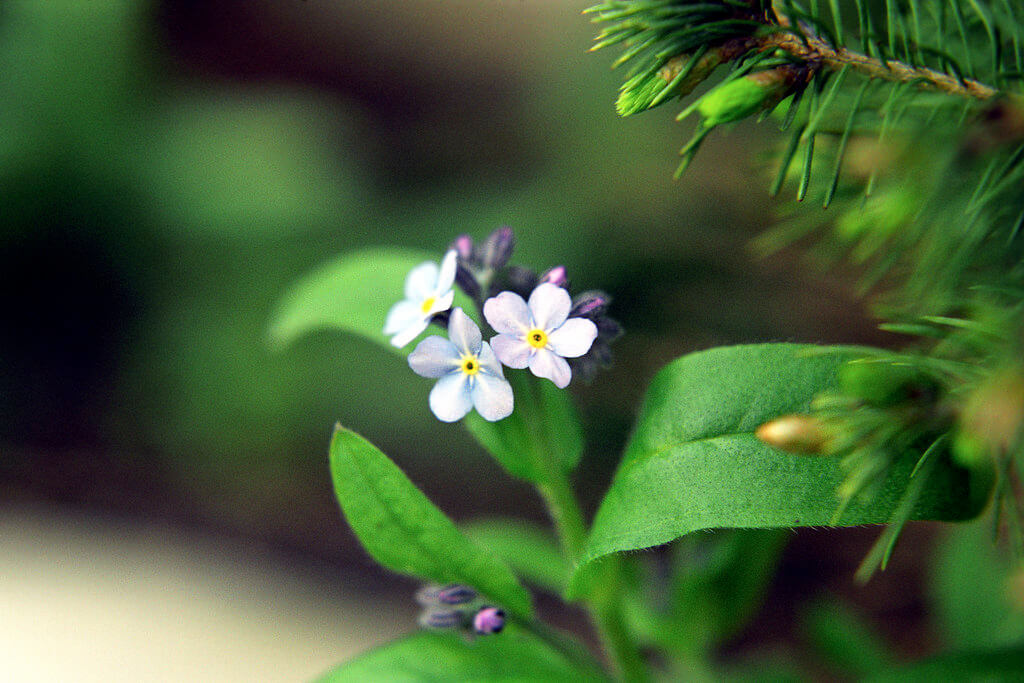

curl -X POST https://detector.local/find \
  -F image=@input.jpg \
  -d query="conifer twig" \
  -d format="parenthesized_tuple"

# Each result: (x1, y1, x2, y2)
(767, 8, 998, 100)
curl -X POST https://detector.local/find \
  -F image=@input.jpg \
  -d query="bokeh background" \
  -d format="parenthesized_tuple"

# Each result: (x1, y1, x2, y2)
(0, 1, 968, 680)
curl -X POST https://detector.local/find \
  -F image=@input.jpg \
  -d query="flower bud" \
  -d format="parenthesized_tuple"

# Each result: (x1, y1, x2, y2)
(472, 606, 505, 635)
(452, 234, 474, 261)
(570, 290, 609, 318)
(436, 584, 477, 605)
(418, 608, 465, 630)
(416, 582, 476, 606)
(479, 226, 515, 270)
(539, 265, 568, 288)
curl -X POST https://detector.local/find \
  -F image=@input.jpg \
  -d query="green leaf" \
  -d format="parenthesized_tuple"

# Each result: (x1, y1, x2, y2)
(316, 623, 608, 682)
(269, 247, 471, 354)
(329, 425, 532, 618)
(463, 518, 569, 595)
(864, 644, 1024, 682)
(463, 372, 585, 482)
(569, 344, 981, 597)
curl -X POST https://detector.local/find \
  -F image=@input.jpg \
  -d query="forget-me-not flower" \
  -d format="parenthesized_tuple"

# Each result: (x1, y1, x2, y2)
(484, 283, 598, 389)
(384, 250, 457, 348)
(408, 308, 513, 422)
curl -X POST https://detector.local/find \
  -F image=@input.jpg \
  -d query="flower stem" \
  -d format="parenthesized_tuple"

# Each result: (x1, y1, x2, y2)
(518, 375, 648, 682)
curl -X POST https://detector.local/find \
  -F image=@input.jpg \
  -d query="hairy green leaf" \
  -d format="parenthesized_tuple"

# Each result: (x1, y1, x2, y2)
(463, 518, 569, 594)
(569, 344, 981, 596)
(329, 426, 532, 617)
(316, 624, 607, 682)
(269, 247, 471, 354)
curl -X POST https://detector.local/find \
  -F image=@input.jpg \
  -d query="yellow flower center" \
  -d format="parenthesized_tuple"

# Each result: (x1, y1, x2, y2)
(460, 354, 480, 376)
(420, 296, 437, 314)
(527, 328, 548, 349)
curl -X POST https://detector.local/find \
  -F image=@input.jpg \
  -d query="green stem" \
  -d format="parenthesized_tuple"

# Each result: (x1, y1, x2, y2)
(517, 374, 649, 682)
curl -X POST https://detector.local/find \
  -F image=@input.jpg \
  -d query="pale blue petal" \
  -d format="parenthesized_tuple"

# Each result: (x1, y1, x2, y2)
(484, 291, 532, 335)
(408, 336, 461, 378)
(383, 299, 422, 335)
(448, 308, 482, 355)
(489, 334, 531, 369)
(529, 347, 572, 388)
(477, 341, 507, 377)
(471, 372, 514, 421)
(435, 250, 457, 293)
(389, 316, 429, 348)
(429, 372, 473, 422)
(405, 261, 439, 300)
(528, 283, 570, 332)
(547, 317, 598, 358)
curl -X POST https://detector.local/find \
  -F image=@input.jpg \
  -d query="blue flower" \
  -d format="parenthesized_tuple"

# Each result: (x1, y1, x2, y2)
(383, 250, 457, 348)
(408, 308, 514, 422)
(483, 283, 598, 388)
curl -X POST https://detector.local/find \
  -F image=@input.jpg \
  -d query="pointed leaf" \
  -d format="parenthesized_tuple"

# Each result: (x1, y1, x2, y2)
(569, 344, 982, 597)
(329, 426, 532, 617)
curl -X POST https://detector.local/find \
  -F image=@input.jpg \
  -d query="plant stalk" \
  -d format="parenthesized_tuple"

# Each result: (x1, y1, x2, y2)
(519, 375, 649, 682)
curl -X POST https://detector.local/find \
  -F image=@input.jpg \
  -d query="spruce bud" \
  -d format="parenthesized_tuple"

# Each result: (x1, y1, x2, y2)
(697, 67, 796, 127)
(756, 414, 828, 454)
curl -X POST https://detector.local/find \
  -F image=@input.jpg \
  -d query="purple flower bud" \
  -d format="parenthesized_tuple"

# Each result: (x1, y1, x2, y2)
(539, 265, 568, 288)
(436, 585, 477, 605)
(480, 226, 515, 269)
(417, 583, 479, 606)
(570, 290, 609, 318)
(415, 584, 443, 605)
(472, 606, 505, 635)
(419, 608, 466, 630)
(452, 234, 474, 261)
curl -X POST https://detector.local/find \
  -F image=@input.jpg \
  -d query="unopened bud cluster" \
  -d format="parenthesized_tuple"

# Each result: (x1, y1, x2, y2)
(415, 583, 506, 636)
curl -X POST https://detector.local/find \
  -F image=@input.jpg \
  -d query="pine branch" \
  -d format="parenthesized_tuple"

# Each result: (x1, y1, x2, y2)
(764, 18, 997, 100)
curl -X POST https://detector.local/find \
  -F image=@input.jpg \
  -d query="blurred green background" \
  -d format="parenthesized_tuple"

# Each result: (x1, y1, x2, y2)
(1, 0, 965, 679)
